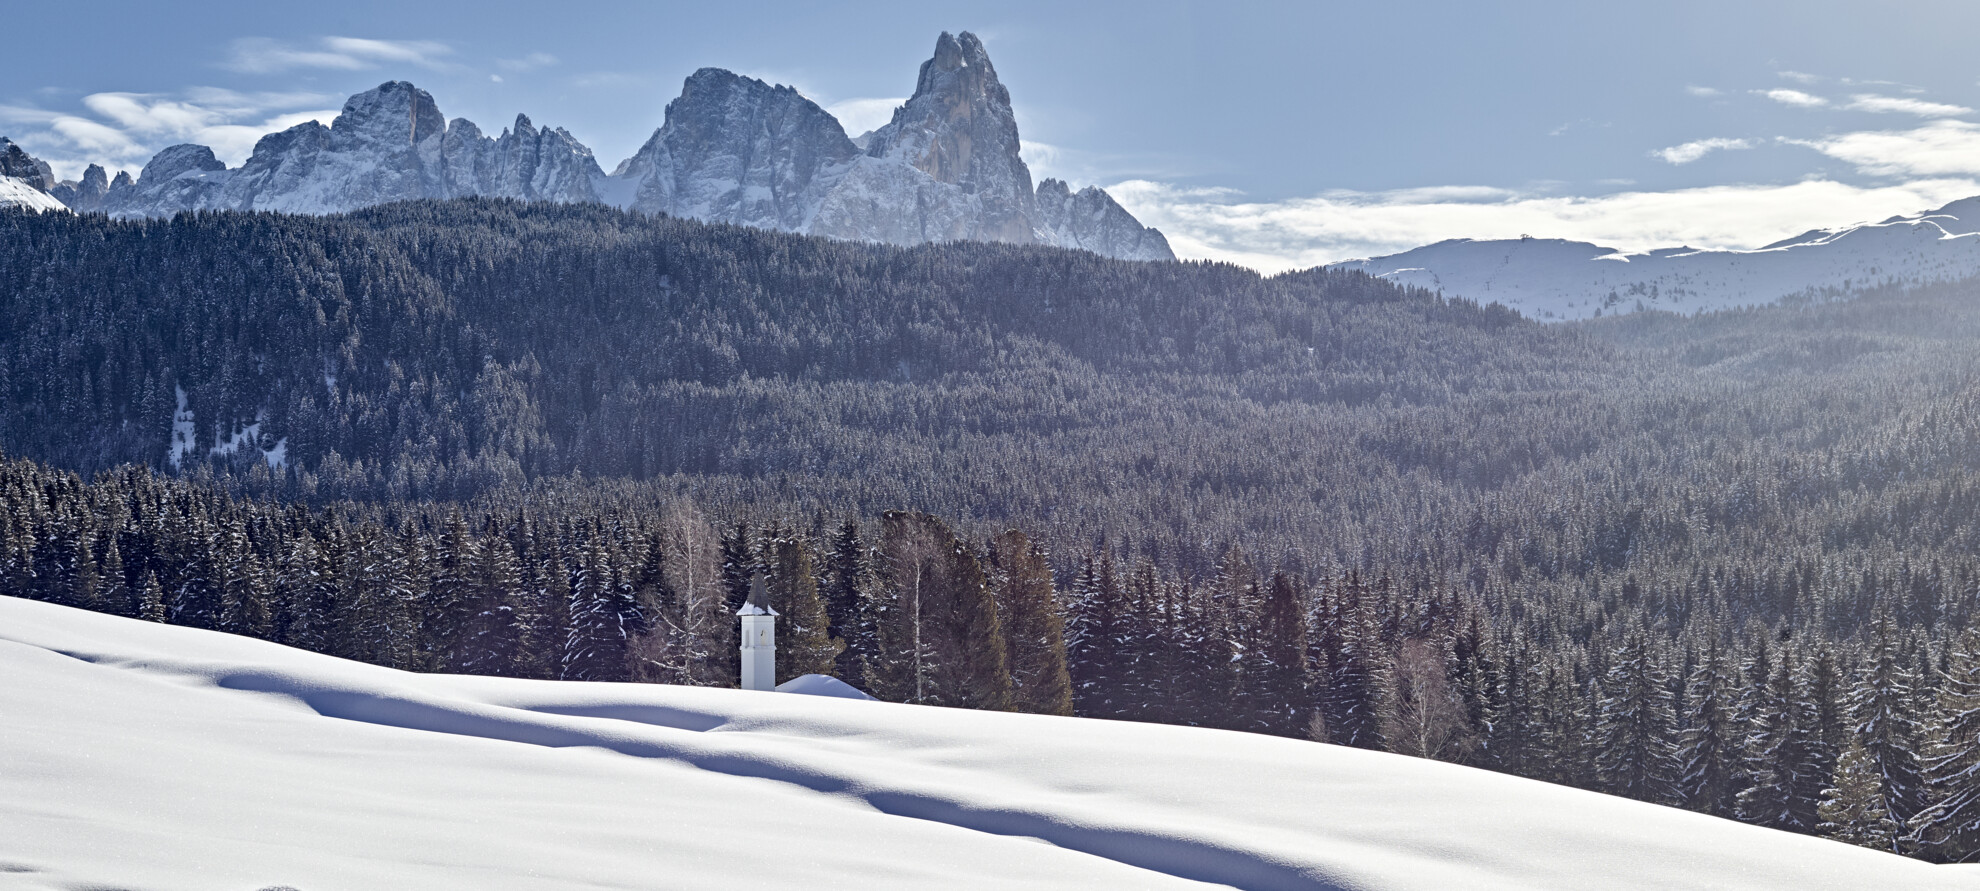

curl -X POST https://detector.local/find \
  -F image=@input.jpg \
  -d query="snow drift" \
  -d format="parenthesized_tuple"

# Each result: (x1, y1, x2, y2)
(0, 595, 1967, 890)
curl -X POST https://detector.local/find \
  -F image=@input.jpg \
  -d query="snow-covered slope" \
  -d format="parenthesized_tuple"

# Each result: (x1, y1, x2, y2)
(35, 32, 1171, 260)
(2, 595, 1966, 891)
(1331, 199, 1980, 321)
(0, 139, 69, 213)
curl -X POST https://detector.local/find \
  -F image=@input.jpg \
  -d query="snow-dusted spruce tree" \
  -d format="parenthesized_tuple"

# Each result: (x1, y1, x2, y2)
(1737, 648, 1826, 833)
(1846, 614, 1926, 846)
(763, 527, 840, 681)
(989, 530, 1073, 716)
(1112, 562, 1163, 722)
(1910, 628, 1980, 862)
(273, 532, 337, 653)
(1821, 738, 1902, 851)
(423, 511, 480, 670)
(136, 571, 167, 623)
(454, 523, 524, 676)
(718, 521, 755, 615)
(1248, 571, 1311, 737)
(334, 524, 417, 669)
(1676, 638, 1743, 818)
(562, 531, 640, 681)
(1172, 576, 1238, 729)
(1063, 549, 1124, 717)
(513, 517, 572, 681)
(1594, 631, 1679, 804)
(1322, 571, 1392, 751)
(823, 518, 879, 692)
(1483, 632, 1543, 776)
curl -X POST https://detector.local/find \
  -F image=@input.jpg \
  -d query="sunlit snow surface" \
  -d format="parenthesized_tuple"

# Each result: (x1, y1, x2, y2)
(0, 177, 67, 213)
(1, 596, 1969, 890)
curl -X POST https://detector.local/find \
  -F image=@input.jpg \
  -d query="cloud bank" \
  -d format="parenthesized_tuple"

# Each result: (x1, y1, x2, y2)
(1109, 178, 1980, 273)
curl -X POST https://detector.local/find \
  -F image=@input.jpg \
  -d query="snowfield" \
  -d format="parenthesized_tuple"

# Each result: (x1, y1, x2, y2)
(1, 595, 1969, 890)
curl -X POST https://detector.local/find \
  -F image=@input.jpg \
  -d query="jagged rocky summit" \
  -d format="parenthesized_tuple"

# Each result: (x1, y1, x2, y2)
(16, 32, 1171, 262)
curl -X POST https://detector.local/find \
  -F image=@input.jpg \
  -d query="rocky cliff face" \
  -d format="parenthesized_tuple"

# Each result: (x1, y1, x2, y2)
(42, 33, 1175, 260)
(616, 68, 863, 231)
(819, 31, 1039, 245)
(49, 164, 111, 211)
(1035, 178, 1175, 262)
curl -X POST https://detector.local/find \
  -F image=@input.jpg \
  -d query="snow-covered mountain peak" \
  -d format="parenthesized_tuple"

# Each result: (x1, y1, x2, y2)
(335, 80, 446, 147)
(46, 34, 1174, 261)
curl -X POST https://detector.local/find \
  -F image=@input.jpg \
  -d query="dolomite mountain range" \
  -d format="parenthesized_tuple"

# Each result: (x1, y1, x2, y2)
(0, 32, 1175, 262)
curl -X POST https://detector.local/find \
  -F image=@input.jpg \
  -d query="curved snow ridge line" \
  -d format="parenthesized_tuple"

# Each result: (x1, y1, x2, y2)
(210, 668, 1343, 891)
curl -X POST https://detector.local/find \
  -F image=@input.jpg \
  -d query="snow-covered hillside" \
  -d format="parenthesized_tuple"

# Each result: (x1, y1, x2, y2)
(2, 596, 1966, 890)
(1330, 197, 1980, 321)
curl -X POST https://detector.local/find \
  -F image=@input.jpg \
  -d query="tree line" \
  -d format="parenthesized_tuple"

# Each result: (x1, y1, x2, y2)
(3, 453, 1978, 861)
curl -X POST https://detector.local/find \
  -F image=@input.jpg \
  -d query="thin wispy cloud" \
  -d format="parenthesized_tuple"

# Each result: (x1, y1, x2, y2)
(1108, 178, 1980, 273)
(1653, 137, 1754, 165)
(1777, 70, 1822, 85)
(497, 52, 559, 73)
(1844, 94, 1972, 117)
(0, 89, 340, 178)
(1759, 89, 1829, 108)
(224, 37, 454, 74)
(1685, 86, 1722, 98)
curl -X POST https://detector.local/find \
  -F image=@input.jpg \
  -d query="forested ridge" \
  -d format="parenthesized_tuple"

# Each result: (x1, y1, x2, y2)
(4, 201, 1980, 860)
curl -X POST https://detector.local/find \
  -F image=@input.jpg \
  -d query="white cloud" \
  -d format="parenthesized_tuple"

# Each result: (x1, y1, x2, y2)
(1796, 119, 1980, 177)
(1107, 177, 1980, 273)
(1652, 137, 1754, 165)
(224, 36, 453, 74)
(823, 97, 905, 136)
(2, 88, 343, 178)
(497, 52, 558, 73)
(1685, 85, 1722, 98)
(1844, 94, 1972, 117)
(1778, 71, 1822, 85)
(1759, 89, 1829, 108)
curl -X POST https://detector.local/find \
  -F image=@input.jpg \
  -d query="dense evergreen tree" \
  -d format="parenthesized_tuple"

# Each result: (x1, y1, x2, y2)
(763, 529, 840, 682)
(823, 518, 879, 692)
(1593, 632, 1678, 804)
(1248, 571, 1310, 736)
(1911, 629, 1980, 862)
(990, 530, 1073, 716)
(1822, 738, 1903, 853)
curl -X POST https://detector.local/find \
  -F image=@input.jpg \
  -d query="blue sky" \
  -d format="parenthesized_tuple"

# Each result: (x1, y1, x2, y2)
(8, 0, 1980, 269)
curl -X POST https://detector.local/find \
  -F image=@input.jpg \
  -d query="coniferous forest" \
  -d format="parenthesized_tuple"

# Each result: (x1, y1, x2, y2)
(4, 201, 1980, 861)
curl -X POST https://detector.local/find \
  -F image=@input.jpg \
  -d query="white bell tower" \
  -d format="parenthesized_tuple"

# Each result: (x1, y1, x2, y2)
(738, 574, 778, 692)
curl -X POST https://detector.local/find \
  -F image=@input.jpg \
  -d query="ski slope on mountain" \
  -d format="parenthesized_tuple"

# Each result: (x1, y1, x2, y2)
(1330, 197, 1980, 321)
(1, 595, 1968, 890)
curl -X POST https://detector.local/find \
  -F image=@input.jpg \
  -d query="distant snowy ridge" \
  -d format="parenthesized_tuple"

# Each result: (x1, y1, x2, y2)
(1330, 197, 1980, 321)
(3, 595, 1968, 891)
(10, 32, 1171, 262)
